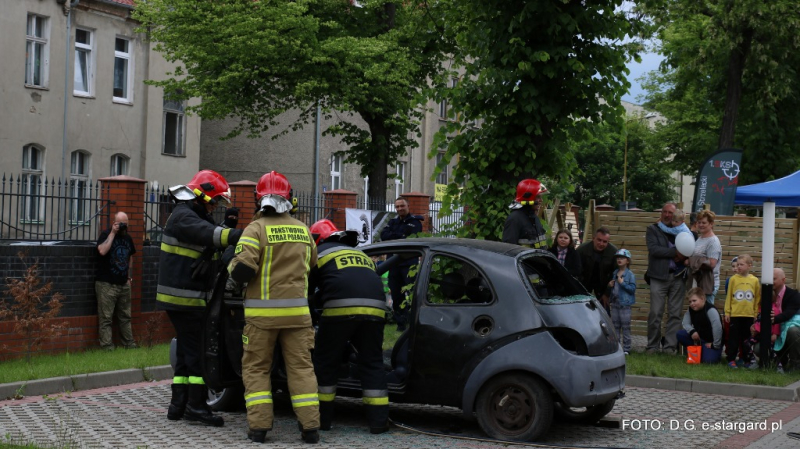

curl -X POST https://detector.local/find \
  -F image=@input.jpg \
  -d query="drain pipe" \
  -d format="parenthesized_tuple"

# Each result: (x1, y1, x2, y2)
(60, 0, 81, 234)
(313, 101, 321, 222)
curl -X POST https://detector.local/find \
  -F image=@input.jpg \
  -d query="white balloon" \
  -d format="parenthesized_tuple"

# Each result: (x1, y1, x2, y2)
(675, 232, 696, 257)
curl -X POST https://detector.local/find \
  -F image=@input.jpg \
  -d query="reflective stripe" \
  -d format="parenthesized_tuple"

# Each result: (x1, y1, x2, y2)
(245, 306, 310, 317)
(363, 389, 388, 397)
(318, 385, 336, 402)
(324, 298, 388, 310)
(156, 293, 206, 308)
(173, 376, 188, 385)
(261, 246, 273, 300)
(245, 391, 273, 407)
(322, 307, 385, 318)
(159, 285, 207, 300)
(239, 236, 261, 250)
(318, 386, 337, 394)
(188, 376, 205, 385)
(362, 389, 389, 405)
(213, 226, 230, 248)
(316, 247, 341, 260)
(244, 298, 309, 308)
(162, 235, 205, 253)
(304, 245, 311, 296)
(362, 396, 389, 405)
(317, 249, 374, 269)
(291, 393, 319, 408)
(160, 242, 202, 259)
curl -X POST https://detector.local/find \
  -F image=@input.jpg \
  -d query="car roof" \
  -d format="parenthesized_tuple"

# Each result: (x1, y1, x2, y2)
(365, 237, 537, 258)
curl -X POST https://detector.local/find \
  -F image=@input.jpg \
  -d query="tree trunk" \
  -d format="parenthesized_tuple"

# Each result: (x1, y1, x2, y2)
(366, 118, 390, 211)
(718, 28, 753, 150)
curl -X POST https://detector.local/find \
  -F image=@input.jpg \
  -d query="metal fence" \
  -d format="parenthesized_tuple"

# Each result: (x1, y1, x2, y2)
(0, 175, 112, 242)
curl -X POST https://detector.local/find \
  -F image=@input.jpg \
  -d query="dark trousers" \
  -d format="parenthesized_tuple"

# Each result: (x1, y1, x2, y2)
(388, 266, 411, 329)
(167, 309, 205, 379)
(314, 317, 388, 429)
(726, 317, 754, 362)
(676, 330, 722, 363)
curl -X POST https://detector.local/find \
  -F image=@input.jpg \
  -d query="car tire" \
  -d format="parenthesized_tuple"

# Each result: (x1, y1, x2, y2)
(207, 382, 245, 412)
(553, 399, 616, 424)
(476, 373, 553, 442)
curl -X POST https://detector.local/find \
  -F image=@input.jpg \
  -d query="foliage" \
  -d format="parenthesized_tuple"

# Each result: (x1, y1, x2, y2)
(637, 0, 800, 184)
(557, 116, 677, 211)
(430, 0, 638, 239)
(133, 0, 450, 203)
(0, 253, 65, 363)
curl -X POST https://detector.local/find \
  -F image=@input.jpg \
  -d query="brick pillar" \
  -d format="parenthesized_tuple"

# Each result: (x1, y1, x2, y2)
(229, 180, 257, 229)
(99, 175, 146, 316)
(324, 189, 357, 230)
(401, 192, 432, 233)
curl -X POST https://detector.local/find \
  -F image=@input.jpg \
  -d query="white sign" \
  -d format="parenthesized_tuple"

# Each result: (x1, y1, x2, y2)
(346, 208, 374, 247)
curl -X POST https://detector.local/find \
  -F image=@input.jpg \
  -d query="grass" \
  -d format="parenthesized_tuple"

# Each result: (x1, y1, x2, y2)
(383, 325, 404, 351)
(626, 351, 800, 387)
(0, 344, 170, 385)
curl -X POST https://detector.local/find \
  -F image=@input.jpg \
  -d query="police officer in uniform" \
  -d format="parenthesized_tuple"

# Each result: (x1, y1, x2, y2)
(308, 219, 389, 434)
(502, 178, 548, 249)
(157, 169, 242, 427)
(228, 171, 320, 444)
(380, 197, 422, 331)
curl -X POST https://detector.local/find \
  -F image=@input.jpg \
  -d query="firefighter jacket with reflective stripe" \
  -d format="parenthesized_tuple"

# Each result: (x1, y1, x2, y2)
(309, 241, 387, 321)
(502, 206, 548, 249)
(156, 202, 242, 311)
(229, 212, 317, 328)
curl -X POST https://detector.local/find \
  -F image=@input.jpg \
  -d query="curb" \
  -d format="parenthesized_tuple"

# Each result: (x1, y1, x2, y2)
(627, 375, 800, 402)
(0, 365, 173, 400)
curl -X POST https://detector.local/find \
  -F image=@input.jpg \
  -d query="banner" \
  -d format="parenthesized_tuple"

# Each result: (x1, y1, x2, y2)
(691, 148, 743, 215)
(434, 184, 447, 201)
(345, 208, 373, 246)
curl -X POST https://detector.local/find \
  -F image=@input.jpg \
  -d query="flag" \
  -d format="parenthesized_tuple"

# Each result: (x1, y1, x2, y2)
(691, 148, 743, 215)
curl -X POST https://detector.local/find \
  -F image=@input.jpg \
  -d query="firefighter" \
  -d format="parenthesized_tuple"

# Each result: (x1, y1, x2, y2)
(228, 171, 320, 444)
(158, 169, 242, 427)
(502, 178, 548, 249)
(308, 219, 389, 434)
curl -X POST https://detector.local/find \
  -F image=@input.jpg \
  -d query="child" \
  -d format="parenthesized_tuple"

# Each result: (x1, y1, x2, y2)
(676, 287, 723, 363)
(724, 254, 761, 368)
(607, 249, 635, 354)
(724, 257, 738, 299)
(742, 291, 783, 371)
(658, 208, 691, 235)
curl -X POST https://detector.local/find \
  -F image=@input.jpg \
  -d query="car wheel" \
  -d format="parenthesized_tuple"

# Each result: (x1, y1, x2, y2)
(207, 382, 245, 412)
(553, 399, 616, 424)
(476, 373, 553, 442)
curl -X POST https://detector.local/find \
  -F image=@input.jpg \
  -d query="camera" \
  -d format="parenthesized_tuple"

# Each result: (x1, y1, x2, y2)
(118, 222, 128, 231)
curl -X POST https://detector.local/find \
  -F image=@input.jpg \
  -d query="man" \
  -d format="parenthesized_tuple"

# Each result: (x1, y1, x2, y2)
(95, 211, 136, 351)
(380, 197, 422, 331)
(576, 227, 618, 308)
(772, 268, 800, 370)
(645, 202, 685, 354)
(502, 178, 548, 249)
(308, 219, 389, 434)
(157, 170, 242, 427)
(229, 171, 320, 444)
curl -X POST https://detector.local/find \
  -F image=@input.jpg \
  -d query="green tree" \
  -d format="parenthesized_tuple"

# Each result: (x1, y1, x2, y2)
(133, 0, 449, 204)
(638, 0, 800, 184)
(431, 0, 638, 239)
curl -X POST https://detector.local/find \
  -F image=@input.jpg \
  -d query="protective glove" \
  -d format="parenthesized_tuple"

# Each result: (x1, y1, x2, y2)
(223, 207, 239, 229)
(289, 197, 299, 215)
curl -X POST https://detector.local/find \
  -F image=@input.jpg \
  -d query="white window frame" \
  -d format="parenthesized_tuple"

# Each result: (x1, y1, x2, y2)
(113, 37, 133, 103)
(435, 152, 448, 185)
(21, 144, 45, 222)
(438, 78, 458, 120)
(162, 98, 186, 156)
(395, 161, 406, 198)
(25, 14, 50, 88)
(69, 150, 91, 224)
(74, 28, 94, 96)
(331, 154, 343, 190)
(110, 154, 129, 176)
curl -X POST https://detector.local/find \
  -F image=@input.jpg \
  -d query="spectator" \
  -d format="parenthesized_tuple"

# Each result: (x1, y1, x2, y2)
(380, 197, 422, 331)
(724, 257, 738, 301)
(577, 227, 618, 311)
(548, 229, 582, 278)
(645, 202, 685, 354)
(658, 208, 691, 236)
(689, 210, 722, 304)
(742, 290, 783, 371)
(724, 254, 760, 368)
(676, 287, 723, 363)
(772, 268, 800, 371)
(95, 211, 137, 351)
(607, 249, 635, 354)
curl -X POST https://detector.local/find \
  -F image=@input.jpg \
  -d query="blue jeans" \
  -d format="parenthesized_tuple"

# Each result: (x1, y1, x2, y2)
(611, 303, 632, 352)
(676, 329, 722, 363)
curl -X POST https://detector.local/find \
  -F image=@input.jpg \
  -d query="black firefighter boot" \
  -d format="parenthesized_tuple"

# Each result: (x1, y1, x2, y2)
(184, 384, 224, 427)
(167, 383, 188, 421)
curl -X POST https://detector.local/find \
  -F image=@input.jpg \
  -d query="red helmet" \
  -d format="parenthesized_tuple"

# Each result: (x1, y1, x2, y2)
(169, 170, 231, 206)
(256, 171, 293, 213)
(309, 219, 360, 246)
(514, 178, 547, 205)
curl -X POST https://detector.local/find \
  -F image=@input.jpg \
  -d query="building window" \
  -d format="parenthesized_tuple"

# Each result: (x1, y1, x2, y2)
(111, 154, 129, 176)
(162, 99, 186, 156)
(25, 14, 49, 87)
(74, 28, 94, 96)
(438, 78, 458, 120)
(435, 152, 448, 185)
(331, 154, 343, 190)
(69, 150, 90, 223)
(395, 161, 406, 197)
(113, 37, 133, 102)
(22, 144, 44, 222)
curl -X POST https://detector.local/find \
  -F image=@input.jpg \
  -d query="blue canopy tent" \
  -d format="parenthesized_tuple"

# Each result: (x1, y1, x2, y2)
(734, 169, 800, 207)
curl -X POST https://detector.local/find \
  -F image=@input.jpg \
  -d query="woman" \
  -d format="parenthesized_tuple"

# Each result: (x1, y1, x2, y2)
(549, 229, 582, 278)
(690, 210, 723, 304)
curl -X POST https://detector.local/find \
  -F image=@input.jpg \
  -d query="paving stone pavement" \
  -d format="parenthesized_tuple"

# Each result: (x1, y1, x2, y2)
(2, 379, 800, 449)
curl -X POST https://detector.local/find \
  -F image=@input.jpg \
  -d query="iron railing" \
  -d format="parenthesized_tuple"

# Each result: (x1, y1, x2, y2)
(0, 175, 112, 242)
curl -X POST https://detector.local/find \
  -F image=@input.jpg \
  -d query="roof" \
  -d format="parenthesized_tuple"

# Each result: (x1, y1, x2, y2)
(368, 237, 534, 257)
(104, 0, 135, 7)
(735, 169, 800, 207)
